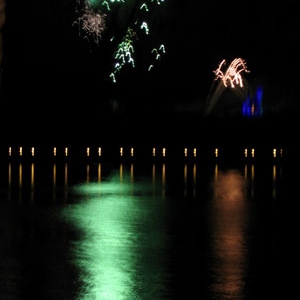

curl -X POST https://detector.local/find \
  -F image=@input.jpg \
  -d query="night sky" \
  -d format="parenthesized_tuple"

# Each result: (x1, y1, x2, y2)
(0, 0, 299, 142)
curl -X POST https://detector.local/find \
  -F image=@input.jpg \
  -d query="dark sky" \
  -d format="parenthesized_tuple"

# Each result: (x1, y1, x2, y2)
(1, 0, 299, 121)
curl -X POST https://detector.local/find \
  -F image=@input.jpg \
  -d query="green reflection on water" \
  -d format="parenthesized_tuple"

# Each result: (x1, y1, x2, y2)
(61, 171, 167, 300)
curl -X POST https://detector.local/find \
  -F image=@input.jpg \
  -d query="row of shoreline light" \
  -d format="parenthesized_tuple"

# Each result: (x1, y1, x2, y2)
(6, 146, 284, 159)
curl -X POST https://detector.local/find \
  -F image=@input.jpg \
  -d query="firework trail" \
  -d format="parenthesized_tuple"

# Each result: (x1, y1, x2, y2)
(214, 58, 250, 88)
(205, 58, 250, 114)
(73, 0, 167, 83)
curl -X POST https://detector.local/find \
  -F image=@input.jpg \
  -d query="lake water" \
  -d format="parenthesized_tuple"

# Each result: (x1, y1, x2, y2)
(0, 146, 298, 300)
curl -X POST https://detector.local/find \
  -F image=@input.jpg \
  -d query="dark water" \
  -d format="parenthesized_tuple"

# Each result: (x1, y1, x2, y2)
(0, 153, 298, 300)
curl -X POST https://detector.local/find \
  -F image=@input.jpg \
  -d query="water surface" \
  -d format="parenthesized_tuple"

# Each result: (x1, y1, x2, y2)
(0, 157, 297, 300)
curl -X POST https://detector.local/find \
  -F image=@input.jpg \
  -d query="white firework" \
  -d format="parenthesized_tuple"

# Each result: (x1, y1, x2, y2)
(74, 3, 107, 45)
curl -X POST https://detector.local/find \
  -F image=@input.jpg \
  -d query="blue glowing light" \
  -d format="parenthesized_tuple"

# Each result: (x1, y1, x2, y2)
(242, 85, 263, 117)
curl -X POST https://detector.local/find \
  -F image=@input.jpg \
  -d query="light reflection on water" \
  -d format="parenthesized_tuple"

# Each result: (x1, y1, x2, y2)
(209, 168, 248, 300)
(0, 158, 295, 300)
(61, 165, 171, 300)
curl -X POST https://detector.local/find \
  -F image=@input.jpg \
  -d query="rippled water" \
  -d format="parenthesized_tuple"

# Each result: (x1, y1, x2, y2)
(0, 156, 297, 300)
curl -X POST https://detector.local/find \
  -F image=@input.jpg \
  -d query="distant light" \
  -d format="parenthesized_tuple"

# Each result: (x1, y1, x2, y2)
(152, 148, 156, 157)
(184, 148, 188, 157)
(31, 147, 35, 157)
(280, 148, 283, 157)
(53, 147, 57, 157)
(193, 148, 197, 157)
(251, 148, 255, 158)
(98, 147, 102, 157)
(86, 147, 90, 157)
(8, 147, 11, 157)
(273, 148, 283, 158)
(65, 147, 68, 157)
(215, 148, 218, 158)
(162, 148, 166, 157)
(19, 147, 22, 157)
(130, 148, 134, 157)
(120, 147, 123, 157)
(244, 148, 248, 158)
(242, 86, 263, 118)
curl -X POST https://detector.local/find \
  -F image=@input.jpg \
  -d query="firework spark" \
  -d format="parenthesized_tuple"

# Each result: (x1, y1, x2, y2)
(109, 27, 137, 83)
(73, 0, 167, 83)
(205, 58, 251, 114)
(73, 1, 107, 46)
(214, 58, 250, 88)
(148, 44, 165, 71)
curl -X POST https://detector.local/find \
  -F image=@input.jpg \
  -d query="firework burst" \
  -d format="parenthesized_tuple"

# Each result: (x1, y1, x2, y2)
(213, 58, 250, 88)
(205, 58, 251, 114)
(73, 0, 167, 83)
(73, 1, 107, 46)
